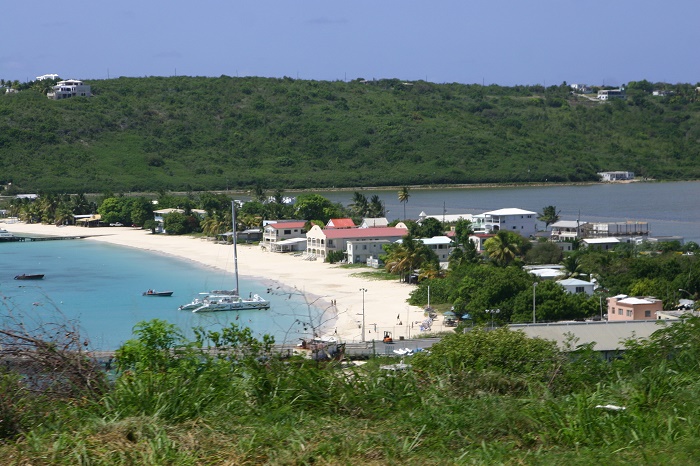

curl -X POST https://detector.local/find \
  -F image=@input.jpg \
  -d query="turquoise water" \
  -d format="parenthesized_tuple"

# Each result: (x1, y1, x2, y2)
(0, 240, 326, 350)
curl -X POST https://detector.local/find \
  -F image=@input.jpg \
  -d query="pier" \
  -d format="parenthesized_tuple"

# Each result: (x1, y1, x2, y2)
(2, 235, 90, 242)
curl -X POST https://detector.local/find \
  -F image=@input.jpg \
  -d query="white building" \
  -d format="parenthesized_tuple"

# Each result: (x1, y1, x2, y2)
(472, 208, 537, 237)
(550, 220, 587, 241)
(47, 79, 91, 100)
(556, 278, 596, 296)
(36, 74, 60, 81)
(597, 89, 626, 100)
(598, 171, 634, 182)
(262, 221, 307, 251)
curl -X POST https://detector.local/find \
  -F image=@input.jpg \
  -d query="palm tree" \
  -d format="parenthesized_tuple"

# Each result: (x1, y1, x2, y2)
(484, 230, 522, 266)
(398, 187, 410, 220)
(350, 192, 369, 217)
(538, 205, 560, 230)
(560, 254, 584, 279)
(368, 195, 385, 217)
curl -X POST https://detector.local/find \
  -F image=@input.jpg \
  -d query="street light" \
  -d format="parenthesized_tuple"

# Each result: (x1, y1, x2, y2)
(533, 282, 538, 324)
(359, 288, 367, 342)
(485, 308, 500, 328)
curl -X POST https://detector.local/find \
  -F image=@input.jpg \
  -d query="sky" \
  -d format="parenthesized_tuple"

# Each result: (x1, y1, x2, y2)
(2, 1, 699, 87)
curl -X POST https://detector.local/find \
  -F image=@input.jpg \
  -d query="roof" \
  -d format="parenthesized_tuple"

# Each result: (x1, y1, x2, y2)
(275, 238, 307, 246)
(529, 268, 564, 279)
(419, 213, 474, 223)
(511, 320, 672, 352)
(266, 221, 307, 230)
(484, 208, 537, 216)
(327, 218, 356, 228)
(551, 220, 587, 228)
(361, 217, 389, 228)
(584, 238, 621, 244)
(419, 236, 453, 245)
(557, 278, 595, 286)
(618, 297, 658, 305)
(320, 226, 408, 239)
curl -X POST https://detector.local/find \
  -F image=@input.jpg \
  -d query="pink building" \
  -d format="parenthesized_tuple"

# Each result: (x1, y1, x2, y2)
(607, 295, 664, 321)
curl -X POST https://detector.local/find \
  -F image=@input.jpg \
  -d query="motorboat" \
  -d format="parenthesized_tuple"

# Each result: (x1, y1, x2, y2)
(0, 229, 18, 241)
(178, 201, 270, 313)
(143, 289, 174, 297)
(15, 274, 45, 280)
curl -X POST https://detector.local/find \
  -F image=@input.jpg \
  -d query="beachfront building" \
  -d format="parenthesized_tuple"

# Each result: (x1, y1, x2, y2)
(347, 239, 392, 265)
(550, 220, 587, 241)
(47, 79, 91, 100)
(472, 208, 537, 237)
(582, 221, 649, 238)
(306, 224, 408, 260)
(607, 295, 663, 321)
(262, 220, 307, 251)
(598, 171, 634, 182)
(153, 208, 206, 233)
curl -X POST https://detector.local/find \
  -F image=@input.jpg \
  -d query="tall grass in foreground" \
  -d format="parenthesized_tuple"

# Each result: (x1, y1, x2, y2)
(3, 318, 700, 464)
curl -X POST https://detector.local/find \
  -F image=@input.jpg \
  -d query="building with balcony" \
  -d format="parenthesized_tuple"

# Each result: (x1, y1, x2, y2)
(47, 79, 91, 100)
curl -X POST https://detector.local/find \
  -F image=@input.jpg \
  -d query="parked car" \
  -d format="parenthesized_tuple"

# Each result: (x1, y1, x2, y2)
(109, 222, 123, 227)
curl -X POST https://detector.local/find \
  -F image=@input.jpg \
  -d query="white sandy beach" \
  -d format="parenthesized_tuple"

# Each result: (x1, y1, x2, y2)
(2, 222, 428, 342)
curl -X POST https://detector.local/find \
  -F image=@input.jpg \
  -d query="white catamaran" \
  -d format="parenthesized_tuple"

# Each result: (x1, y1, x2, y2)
(179, 202, 270, 313)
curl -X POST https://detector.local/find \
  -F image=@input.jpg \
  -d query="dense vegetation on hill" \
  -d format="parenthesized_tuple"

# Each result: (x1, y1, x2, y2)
(1, 76, 699, 193)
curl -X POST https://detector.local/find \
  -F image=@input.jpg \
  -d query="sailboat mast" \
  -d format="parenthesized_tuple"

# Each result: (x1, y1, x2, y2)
(231, 201, 240, 295)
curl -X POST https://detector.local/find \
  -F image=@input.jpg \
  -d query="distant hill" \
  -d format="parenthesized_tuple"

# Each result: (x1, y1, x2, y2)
(1, 76, 698, 193)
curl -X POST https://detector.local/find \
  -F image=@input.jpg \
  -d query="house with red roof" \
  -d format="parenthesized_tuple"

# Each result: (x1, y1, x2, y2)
(326, 218, 356, 229)
(306, 223, 408, 261)
(262, 220, 308, 251)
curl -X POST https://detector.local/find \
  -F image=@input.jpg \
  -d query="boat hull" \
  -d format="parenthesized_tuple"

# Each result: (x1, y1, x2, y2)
(143, 291, 174, 297)
(14, 274, 44, 280)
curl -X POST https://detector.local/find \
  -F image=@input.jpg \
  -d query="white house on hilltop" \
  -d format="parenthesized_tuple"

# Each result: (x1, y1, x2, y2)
(47, 79, 91, 100)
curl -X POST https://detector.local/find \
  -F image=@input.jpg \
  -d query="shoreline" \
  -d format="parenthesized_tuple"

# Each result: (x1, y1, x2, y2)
(1, 222, 427, 343)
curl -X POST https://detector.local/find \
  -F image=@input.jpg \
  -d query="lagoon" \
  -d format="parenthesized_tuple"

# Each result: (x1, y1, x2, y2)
(312, 181, 700, 244)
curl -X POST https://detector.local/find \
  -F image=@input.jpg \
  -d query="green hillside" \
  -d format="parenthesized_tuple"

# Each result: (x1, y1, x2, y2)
(1, 76, 699, 193)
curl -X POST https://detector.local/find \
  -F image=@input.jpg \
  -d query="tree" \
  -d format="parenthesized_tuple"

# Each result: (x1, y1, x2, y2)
(294, 194, 338, 223)
(538, 205, 560, 230)
(383, 233, 438, 282)
(525, 241, 563, 264)
(349, 192, 369, 217)
(398, 186, 410, 220)
(484, 230, 525, 266)
(418, 217, 444, 238)
(368, 194, 386, 218)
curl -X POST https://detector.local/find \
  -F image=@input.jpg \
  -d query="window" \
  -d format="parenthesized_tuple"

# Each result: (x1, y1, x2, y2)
(618, 309, 623, 315)
(363, 245, 367, 250)
(284, 229, 291, 235)
(644, 310, 651, 318)
(627, 310, 632, 317)
(575, 287, 584, 293)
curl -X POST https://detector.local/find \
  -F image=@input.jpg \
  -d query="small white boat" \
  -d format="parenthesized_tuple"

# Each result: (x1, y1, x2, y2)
(178, 202, 270, 313)
(0, 229, 17, 241)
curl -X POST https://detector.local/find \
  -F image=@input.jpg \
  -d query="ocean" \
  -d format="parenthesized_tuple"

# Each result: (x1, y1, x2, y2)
(0, 239, 326, 350)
